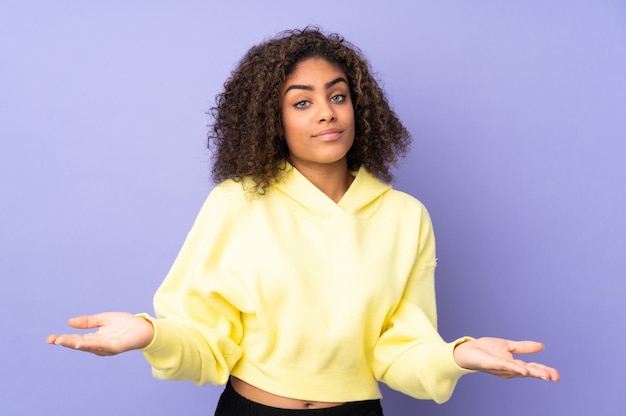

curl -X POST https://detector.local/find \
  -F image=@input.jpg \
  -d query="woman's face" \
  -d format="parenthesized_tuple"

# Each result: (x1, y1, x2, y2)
(280, 58, 355, 172)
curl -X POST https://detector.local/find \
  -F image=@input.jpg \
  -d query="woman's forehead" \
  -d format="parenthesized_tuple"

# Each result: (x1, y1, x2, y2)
(285, 58, 347, 83)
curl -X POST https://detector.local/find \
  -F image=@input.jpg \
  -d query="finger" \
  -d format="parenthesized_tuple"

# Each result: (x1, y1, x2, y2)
(486, 356, 533, 377)
(490, 361, 560, 382)
(49, 333, 119, 356)
(547, 366, 560, 382)
(67, 315, 104, 330)
(522, 362, 561, 382)
(508, 340, 545, 355)
(49, 333, 89, 349)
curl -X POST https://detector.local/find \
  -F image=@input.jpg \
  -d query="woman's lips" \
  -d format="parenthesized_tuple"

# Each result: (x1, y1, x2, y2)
(313, 128, 343, 141)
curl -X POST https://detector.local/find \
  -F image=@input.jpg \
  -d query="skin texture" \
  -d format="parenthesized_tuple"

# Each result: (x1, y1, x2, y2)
(280, 58, 356, 202)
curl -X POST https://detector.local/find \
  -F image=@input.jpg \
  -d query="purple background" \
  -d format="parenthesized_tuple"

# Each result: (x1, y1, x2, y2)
(1, 1, 625, 415)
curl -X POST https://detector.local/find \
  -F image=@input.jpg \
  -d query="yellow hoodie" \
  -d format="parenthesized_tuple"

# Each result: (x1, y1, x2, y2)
(140, 164, 472, 404)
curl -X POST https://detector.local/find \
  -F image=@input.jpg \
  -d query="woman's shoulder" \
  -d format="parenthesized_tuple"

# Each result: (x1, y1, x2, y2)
(383, 185, 429, 213)
(209, 176, 259, 201)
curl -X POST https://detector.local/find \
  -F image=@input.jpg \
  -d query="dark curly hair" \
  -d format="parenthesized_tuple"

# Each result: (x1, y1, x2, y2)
(208, 27, 411, 193)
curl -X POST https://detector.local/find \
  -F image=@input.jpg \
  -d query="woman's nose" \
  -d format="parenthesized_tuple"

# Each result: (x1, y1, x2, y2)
(318, 102, 336, 123)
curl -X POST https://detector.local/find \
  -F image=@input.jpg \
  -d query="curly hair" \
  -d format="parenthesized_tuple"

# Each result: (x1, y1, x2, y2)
(208, 27, 411, 194)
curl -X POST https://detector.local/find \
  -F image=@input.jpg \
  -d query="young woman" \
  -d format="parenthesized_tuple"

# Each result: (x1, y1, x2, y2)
(47, 28, 559, 415)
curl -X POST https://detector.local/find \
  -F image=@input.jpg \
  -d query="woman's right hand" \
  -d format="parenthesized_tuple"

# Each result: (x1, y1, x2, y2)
(46, 312, 155, 356)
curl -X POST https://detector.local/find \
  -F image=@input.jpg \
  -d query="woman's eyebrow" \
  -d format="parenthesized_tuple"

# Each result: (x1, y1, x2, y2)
(283, 77, 348, 96)
(325, 76, 348, 89)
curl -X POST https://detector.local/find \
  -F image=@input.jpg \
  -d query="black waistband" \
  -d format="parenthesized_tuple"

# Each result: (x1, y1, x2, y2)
(215, 381, 384, 416)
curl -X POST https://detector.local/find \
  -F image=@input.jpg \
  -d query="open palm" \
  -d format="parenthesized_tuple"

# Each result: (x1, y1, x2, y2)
(46, 312, 154, 356)
(454, 337, 560, 381)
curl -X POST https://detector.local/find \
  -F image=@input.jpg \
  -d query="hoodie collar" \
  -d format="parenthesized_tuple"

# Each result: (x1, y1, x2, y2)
(273, 163, 391, 218)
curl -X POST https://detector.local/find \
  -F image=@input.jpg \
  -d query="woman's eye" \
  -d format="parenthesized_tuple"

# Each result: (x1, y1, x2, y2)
(330, 94, 346, 103)
(294, 100, 310, 109)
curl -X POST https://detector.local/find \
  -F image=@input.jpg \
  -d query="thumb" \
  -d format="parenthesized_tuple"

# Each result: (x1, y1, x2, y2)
(508, 340, 545, 355)
(67, 314, 104, 330)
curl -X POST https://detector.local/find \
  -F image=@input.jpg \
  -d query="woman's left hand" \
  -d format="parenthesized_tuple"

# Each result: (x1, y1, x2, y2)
(453, 337, 560, 381)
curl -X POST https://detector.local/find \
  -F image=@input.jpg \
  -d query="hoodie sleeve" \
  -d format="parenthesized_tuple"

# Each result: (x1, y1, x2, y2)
(372, 203, 474, 403)
(139, 183, 246, 386)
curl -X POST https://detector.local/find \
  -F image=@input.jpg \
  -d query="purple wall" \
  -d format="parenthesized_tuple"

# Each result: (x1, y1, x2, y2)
(2, 1, 625, 415)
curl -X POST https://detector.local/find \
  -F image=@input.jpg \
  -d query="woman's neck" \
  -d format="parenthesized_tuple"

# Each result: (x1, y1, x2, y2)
(290, 160, 354, 203)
